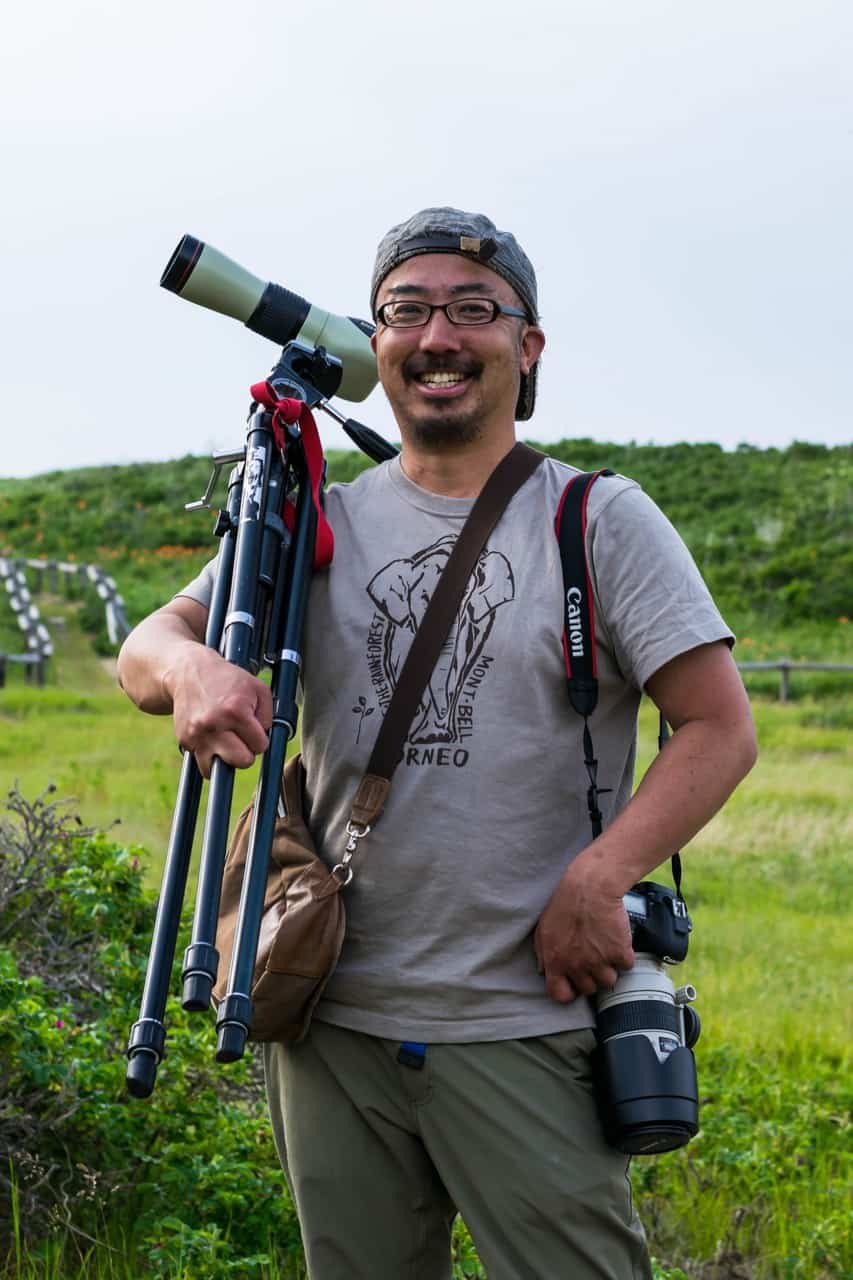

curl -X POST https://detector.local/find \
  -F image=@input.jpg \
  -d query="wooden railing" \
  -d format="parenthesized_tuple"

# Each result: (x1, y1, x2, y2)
(737, 659, 853, 701)
(0, 652, 47, 687)
(0, 556, 130, 687)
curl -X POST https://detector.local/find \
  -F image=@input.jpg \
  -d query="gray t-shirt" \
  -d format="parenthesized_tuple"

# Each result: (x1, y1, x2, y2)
(178, 454, 732, 1042)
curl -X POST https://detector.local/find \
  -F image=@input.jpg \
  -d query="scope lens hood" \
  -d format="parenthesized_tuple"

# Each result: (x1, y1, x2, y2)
(161, 235, 203, 295)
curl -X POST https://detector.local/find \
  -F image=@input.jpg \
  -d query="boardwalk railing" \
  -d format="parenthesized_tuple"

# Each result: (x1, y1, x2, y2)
(0, 556, 131, 687)
(1, 563, 849, 701)
(0, 652, 47, 687)
(737, 659, 853, 702)
(20, 559, 130, 646)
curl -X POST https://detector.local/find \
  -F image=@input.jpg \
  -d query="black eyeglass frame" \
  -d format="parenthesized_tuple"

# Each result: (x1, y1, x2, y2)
(375, 298, 528, 328)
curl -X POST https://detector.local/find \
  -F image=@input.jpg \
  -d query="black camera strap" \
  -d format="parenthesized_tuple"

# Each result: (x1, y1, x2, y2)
(657, 717, 683, 897)
(554, 469, 684, 895)
(555, 469, 613, 840)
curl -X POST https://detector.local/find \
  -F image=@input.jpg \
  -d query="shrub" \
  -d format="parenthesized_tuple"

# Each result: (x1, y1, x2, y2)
(0, 787, 302, 1279)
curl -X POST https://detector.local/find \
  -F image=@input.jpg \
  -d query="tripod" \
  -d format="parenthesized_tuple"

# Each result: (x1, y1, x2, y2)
(125, 341, 396, 1099)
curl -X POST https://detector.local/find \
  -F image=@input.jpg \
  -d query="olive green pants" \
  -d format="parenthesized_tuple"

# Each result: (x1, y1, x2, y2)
(264, 1023, 653, 1280)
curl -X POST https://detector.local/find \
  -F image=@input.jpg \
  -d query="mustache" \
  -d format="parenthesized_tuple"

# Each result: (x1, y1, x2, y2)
(403, 355, 483, 380)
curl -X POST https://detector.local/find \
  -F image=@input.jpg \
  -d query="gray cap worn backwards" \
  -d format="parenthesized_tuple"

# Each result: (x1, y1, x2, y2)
(370, 207, 540, 421)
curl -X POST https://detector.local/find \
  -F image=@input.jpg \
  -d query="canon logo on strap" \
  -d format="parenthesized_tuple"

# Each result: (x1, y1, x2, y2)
(566, 585, 584, 657)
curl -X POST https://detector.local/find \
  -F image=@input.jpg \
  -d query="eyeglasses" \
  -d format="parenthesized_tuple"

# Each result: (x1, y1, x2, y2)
(375, 297, 527, 328)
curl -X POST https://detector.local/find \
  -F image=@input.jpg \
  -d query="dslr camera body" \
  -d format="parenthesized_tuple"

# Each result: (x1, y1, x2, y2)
(594, 881, 701, 1155)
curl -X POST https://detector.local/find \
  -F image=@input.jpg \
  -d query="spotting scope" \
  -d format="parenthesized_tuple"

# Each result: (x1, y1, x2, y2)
(161, 235, 378, 403)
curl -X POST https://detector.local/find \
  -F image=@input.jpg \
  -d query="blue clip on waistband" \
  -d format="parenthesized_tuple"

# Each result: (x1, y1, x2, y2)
(397, 1041, 427, 1070)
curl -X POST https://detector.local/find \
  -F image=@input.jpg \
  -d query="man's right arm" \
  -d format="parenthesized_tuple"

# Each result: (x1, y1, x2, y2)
(116, 597, 272, 777)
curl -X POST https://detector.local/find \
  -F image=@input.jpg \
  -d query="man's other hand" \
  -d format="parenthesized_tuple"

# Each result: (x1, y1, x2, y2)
(534, 858, 635, 1003)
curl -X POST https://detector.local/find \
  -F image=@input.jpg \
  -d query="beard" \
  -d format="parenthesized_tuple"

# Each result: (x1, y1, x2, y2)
(404, 404, 483, 449)
(395, 354, 485, 448)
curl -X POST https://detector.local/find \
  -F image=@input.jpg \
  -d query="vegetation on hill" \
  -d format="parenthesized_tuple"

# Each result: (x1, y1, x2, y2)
(542, 439, 851, 624)
(0, 441, 850, 653)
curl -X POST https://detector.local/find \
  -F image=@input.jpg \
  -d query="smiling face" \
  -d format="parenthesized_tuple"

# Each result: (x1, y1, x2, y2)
(371, 254, 544, 450)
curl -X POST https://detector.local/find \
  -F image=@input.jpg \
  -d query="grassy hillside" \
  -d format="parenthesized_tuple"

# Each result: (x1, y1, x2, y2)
(0, 441, 850, 654)
(541, 438, 852, 624)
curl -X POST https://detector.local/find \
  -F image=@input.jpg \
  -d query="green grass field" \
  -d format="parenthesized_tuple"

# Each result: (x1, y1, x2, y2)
(0, 600, 262, 872)
(1, 608, 851, 1279)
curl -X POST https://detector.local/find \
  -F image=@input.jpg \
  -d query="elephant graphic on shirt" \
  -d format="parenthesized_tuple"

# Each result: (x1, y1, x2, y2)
(366, 535, 515, 744)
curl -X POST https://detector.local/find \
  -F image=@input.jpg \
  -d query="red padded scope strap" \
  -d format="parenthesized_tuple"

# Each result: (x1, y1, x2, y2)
(250, 382, 334, 570)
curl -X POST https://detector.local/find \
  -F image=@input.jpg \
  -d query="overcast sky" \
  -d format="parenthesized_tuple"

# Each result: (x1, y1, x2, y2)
(1, 0, 850, 479)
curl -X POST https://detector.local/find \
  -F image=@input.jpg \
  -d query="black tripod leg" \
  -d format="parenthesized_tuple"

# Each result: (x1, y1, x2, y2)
(215, 445, 317, 1061)
(126, 751, 203, 1096)
(126, 466, 242, 1098)
(180, 413, 283, 1012)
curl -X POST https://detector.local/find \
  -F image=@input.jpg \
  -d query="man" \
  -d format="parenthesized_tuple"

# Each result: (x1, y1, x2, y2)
(118, 208, 757, 1279)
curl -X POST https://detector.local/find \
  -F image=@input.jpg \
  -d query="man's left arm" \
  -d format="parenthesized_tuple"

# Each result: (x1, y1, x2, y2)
(534, 639, 757, 1003)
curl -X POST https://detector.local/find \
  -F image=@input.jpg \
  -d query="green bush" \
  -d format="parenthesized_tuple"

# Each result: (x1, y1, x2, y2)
(0, 787, 302, 1279)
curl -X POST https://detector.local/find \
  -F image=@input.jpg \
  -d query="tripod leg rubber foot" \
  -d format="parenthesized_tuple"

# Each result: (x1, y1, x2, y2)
(181, 942, 219, 1011)
(216, 1022, 248, 1063)
(126, 1051, 158, 1099)
(125, 1017, 165, 1097)
(215, 991, 253, 1062)
(181, 972, 214, 1012)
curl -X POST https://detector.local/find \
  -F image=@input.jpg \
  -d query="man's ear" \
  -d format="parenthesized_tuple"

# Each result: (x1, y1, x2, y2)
(370, 332, 378, 355)
(520, 326, 545, 375)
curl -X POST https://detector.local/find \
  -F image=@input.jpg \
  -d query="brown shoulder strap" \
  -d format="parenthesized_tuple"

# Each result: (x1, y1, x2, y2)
(349, 442, 545, 828)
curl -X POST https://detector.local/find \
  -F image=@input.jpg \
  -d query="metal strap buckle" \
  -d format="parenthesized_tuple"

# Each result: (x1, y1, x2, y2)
(330, 821, 371, 886)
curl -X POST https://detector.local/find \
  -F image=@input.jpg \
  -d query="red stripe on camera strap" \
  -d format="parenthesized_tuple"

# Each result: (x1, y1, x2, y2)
(250, 381, 334, 570)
